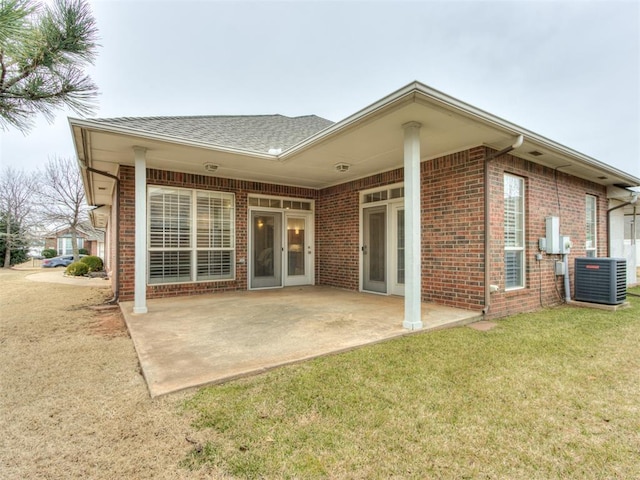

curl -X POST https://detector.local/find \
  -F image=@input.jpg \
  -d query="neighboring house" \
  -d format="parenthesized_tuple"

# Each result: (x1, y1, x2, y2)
(613, 196, 640, 285)
(69, 81, 640, 323)
(44, 223, 105, 258)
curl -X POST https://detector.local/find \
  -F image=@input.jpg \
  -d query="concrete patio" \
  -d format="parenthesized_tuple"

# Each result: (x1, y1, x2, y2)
(120, 286, 482, 397)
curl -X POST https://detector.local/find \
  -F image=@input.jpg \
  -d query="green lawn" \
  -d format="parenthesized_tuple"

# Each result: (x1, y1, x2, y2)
(182, 288, 640, 479)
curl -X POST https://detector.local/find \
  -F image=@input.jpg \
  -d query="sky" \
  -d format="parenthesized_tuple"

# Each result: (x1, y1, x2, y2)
(1, 0, 639, 179)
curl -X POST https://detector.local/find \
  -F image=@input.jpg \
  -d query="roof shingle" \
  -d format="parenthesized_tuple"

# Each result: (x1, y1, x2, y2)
(93, 114, 334, 153)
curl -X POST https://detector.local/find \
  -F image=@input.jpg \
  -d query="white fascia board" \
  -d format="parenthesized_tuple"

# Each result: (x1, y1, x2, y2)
(68, 120, 98, 206)
(280, 81, 640, 187)
(412, 83, 640, 186)
(68, 117, 280, 161)
(279, 82, 419, 159)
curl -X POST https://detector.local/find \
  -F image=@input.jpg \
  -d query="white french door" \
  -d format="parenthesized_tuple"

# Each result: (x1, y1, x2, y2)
(250, 211, 283, 288)
(361, 201, 405, 295)
(363, 206, 387, 293)
(284, 213, 313, 286)
(390, 205, 405, 296)
(249, 209, 313, 289)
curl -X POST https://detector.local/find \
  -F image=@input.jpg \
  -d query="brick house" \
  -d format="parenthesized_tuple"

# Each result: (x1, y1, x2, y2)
(69, 81, 639, 323)
(44, 223, 105, 257)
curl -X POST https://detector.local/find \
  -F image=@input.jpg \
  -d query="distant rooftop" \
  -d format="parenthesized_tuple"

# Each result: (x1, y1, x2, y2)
(90, 114, 335, 154)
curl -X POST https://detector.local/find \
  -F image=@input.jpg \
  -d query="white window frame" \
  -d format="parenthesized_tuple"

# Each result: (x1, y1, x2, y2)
(504, 174, 525, 290)
(57, 236, 84, 255)
(359, 183, 405, 295)
(147, 186, 235, 285)
(585, 195, 597, 257)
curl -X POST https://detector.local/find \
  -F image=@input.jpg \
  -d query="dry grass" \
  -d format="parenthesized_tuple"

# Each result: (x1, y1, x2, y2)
(0, 269, 224, 479)
(2, 266, 639, 479)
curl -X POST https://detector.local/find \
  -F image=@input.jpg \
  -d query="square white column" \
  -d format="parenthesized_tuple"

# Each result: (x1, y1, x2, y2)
(403, 122, 423, 330)
(133, 146, 148, 314)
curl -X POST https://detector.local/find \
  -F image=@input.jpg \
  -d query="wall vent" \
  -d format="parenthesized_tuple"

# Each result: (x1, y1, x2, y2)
(574, 258, 626, 305)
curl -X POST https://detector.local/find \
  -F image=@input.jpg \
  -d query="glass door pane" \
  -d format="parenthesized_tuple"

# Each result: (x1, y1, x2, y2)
(286, 217, 305, 277)
(363, 206, 386, 293)
(285, 214, 313, 286)
(397, 208, 405, 285)
(388, 205, 405, 296)
(250, 211, 282, 288)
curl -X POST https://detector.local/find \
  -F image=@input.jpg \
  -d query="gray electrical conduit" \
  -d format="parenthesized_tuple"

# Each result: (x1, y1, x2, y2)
(483, 135, 524, 315)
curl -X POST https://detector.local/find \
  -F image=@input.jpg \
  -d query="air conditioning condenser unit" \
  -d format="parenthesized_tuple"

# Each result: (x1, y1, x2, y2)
(574, 258, 626, 305)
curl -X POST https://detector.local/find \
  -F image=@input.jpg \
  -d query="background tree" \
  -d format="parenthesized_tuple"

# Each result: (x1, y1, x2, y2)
(0, 166, 37, 267)
(0, 211, 29, 265)
(37, 156, 90, 261)
(0, 0, 99, 133)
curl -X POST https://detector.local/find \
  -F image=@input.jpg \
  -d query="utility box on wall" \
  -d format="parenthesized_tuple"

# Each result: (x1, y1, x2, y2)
(546, 216, 561, 254)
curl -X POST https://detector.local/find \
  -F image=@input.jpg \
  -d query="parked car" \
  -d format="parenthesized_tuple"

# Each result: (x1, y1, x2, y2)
(41, 255, 86, 268)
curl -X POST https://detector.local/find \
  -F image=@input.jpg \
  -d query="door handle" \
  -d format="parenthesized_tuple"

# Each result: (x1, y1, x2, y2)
(362, 245, 367, 254)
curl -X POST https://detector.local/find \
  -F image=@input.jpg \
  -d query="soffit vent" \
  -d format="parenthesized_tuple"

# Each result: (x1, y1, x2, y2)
(528, 150, 544, 157)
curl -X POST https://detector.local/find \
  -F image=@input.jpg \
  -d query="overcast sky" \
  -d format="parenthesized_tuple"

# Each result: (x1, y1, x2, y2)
(1, 0, 639, 179)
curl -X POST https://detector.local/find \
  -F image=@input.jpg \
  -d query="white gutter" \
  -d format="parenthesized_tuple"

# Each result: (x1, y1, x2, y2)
(280, 81, 640, 187)
(280, 82, 419, 159)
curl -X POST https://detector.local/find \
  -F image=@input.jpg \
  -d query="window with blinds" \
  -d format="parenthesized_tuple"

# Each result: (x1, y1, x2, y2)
(504, 174, 525, 289)
(585, 195, 597, 258)
(148, 187, 235, 284)
(196, 192, 234, 280)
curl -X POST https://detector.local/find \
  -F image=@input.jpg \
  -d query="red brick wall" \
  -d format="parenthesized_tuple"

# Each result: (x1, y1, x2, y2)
(316, 146, 607, 318)
(316, 169, 404, 290)
(421, 148, 486, 310)
(115, 151, 608, 319)
(486, 149, 608, 319)
(117, 166, 316, 301)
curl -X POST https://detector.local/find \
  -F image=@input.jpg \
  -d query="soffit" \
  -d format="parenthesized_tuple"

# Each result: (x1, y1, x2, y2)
(72, 84, 640, 209)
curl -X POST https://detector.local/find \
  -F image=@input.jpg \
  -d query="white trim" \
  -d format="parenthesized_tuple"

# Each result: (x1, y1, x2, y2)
(390, 204, 405, 296)
(247, 195, 315, 290)
(504, 173, 526, 291)
(247, 193, 315, 212)
(277, 81, 639, 186)
(147, 185, 236, 285)
(284, 211, 315, 287)
(402, 122, 422, 330)
(358, 183, 405, 296)
(133, 146, 148, 314)
(70, 82, 640, 196)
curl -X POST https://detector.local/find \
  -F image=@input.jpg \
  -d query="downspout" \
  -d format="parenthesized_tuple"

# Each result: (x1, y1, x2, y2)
(482, 135, 524, 315)
(82, 165, 121, 304)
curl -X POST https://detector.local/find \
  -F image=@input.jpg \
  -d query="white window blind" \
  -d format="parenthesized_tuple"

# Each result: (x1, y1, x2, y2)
(196, 192, 234, 281)
(504, 174, 525, 289)
(148, 187, 235, 284)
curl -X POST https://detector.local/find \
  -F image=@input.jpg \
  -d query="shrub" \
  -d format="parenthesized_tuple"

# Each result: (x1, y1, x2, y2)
(42, 249, 57, 259)
(80, 255, 103, 272)
(65, 261, 89, 276)
(79, 248, 89, 255)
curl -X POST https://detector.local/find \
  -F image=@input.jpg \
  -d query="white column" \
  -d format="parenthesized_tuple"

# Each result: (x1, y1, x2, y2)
(133, 146, 148, 314)
(403, 122, 423, 330)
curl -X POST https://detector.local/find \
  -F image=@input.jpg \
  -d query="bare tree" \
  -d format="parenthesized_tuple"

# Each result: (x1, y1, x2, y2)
(0, 166, 37, 267)
(37, 156, 90, 261)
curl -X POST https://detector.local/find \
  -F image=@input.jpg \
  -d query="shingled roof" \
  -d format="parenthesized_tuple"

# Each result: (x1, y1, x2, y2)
(91, 114, 335, 154)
